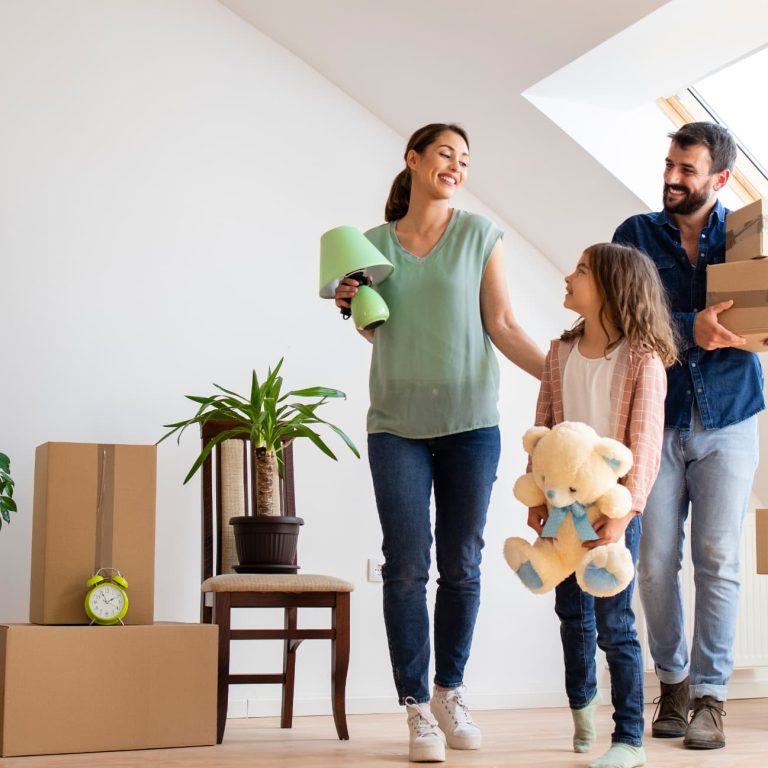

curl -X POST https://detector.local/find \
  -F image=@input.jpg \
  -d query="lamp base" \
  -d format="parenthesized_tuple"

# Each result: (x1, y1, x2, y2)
(352, 284, 389, 331)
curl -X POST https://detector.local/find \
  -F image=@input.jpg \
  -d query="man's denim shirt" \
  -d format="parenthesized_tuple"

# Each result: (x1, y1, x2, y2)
(613, 199, 764, 431)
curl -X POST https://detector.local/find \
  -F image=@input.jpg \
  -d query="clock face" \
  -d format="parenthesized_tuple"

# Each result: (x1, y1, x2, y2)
(87, 583, 126, 620)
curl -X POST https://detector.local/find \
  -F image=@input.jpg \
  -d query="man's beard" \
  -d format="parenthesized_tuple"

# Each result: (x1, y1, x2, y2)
(663, 183, 711, 215)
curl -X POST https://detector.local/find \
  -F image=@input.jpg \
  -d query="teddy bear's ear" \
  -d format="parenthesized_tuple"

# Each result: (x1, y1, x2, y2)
(594, 437, 633, 478)
(522, 426, 550, 456)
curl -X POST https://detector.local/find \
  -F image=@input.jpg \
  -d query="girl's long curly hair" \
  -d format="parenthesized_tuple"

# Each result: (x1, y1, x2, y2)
(561, 242, 678, 367)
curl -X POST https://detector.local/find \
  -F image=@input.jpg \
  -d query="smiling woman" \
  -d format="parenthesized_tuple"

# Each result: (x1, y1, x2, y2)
(330, 122, 545, 763)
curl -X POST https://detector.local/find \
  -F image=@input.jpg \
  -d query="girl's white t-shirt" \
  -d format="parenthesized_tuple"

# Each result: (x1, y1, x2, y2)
(562, 339, 625, 438)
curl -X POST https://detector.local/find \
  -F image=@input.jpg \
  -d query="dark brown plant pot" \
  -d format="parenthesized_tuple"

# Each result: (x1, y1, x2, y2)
(229, 515, 304, 574)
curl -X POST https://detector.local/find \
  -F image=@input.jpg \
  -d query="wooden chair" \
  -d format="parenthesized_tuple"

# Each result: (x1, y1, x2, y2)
(198, 420, 353, 743)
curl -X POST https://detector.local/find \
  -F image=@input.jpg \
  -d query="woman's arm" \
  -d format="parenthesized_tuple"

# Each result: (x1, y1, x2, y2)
(480, 240, 544, 380)
(527, 345, 555, 534)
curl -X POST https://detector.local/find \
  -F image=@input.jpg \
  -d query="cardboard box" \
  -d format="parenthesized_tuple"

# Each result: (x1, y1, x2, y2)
(706, 260, 768, 352)
(757, 509, 768, 575)
(30, 443, 156, 625)
(0, 623, 218, 757)
(726, 198, 767, 262)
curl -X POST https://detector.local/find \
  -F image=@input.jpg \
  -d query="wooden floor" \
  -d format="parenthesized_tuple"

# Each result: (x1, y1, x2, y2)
(3, 700, 766, 767)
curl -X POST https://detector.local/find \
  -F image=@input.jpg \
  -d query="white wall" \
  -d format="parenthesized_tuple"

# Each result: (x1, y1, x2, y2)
(0, 0, 571, 715)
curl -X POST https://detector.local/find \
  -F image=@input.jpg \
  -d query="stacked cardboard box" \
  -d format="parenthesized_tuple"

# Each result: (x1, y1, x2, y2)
(707, 198, 768, 352)
(724, 198, 767, 262)
(757, 509, 768, 575)
(0, 623, 217, 757)
(30, 442, 157, 624)
(0, 442, 218, 756)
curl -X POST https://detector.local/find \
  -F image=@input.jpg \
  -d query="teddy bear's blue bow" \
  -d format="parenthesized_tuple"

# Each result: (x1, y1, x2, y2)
(541, 501, 598, 542)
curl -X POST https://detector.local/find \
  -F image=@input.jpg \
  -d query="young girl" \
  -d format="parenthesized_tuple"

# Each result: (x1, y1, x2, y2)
(527, 242, 677, 768)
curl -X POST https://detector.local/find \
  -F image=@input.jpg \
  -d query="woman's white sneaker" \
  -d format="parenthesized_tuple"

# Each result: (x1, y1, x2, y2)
(405, 697, 445, 762)
(429, 685, 482, 750)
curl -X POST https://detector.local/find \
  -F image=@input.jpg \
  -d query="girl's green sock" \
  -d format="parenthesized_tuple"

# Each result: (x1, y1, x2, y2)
(570, 693, 600, 753)
(589, 743, 646, 768)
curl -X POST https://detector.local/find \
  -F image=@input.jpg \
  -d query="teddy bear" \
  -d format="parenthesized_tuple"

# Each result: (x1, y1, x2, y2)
(503, 421, 635, 598)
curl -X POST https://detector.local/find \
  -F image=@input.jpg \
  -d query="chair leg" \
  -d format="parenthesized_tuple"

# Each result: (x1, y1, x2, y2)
(281, 606, 299, 729)
(331, 591, 351, 740)
(213, 592, 232, 744)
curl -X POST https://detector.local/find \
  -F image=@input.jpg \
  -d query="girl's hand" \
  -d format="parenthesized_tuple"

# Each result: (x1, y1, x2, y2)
(527, 505, 548, 536)
(334, 275, 371, 311)
(583, 511, 636, 549)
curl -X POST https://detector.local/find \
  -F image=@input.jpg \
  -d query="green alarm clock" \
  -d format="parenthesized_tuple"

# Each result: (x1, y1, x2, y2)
(84, 567, 129, 625)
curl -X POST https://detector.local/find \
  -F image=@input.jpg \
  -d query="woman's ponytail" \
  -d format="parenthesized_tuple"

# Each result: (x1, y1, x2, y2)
(384, 169, 412, 222)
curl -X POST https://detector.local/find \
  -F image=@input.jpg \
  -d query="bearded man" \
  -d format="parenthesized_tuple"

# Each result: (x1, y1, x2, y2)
(613, 122, 764, 751)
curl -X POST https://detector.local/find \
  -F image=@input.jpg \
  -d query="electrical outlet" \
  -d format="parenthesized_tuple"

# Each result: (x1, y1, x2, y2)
(367, 557, 384, 582)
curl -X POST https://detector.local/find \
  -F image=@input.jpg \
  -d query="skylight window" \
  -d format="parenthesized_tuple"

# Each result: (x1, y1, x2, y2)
(692, 47, 768, 186)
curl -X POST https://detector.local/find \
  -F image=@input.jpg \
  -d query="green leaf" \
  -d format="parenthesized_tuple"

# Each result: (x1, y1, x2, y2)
(325, 422, 361, 458)
(252, 372, 267, 417)
(0, 453, 10, 472)
(290, 425, 338, 460)
(212, 383, 248, 404)
(185, 394, 217, 405)
(1, 496, 16, 512)
(288, 386, 347, 399)
(182, 428, 246, 484)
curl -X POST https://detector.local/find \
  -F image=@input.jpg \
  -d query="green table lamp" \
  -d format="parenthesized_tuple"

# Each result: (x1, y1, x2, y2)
(319, 225, 394, 330)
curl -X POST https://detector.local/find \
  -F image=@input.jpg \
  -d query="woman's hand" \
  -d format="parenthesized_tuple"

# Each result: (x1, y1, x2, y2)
(583, 511, 637, 549)
(334, 275, 371, 312)
(527, 505, 548, 536)
(334, 276, 376, 343)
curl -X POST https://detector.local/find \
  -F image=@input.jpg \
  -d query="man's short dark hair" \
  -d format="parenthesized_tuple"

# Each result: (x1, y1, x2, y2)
(668, 121, 737, 174)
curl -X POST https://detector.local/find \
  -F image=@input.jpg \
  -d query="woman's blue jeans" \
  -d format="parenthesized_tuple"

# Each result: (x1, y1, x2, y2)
(367, 427, 500, 705)
(555, 515, 644, 747)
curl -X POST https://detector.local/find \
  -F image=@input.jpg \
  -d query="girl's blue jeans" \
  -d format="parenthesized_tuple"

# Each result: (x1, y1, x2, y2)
(555, 514, 644, 746)
(367, 426, 500, 704)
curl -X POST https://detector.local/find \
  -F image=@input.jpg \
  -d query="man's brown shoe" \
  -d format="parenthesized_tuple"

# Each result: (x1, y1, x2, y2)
(683, 696, 726, 750)
(651, 678, 689, 738)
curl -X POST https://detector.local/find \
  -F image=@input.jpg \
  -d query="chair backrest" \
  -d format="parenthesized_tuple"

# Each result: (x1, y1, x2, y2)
(200, 420, 296, 583)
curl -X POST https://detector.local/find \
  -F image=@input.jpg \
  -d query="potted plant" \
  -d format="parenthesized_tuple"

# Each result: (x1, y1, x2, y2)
(0, 453, 16, 533)
(158, 358, 359, 571)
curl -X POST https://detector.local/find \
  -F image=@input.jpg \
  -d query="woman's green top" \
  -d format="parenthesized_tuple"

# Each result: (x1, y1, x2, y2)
(364, 209, 502, 438)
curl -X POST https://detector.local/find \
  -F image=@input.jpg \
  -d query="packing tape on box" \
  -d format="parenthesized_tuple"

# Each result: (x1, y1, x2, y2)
(726, 214, 767, 249)
(708, 289, 768, 308)
(95, 444, 116, 569)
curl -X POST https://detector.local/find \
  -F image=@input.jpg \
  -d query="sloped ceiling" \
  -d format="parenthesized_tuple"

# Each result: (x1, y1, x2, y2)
(217, 0, 670, 273)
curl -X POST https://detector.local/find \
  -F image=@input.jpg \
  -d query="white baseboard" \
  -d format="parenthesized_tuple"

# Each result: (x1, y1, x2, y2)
(228, 668, 768, 719)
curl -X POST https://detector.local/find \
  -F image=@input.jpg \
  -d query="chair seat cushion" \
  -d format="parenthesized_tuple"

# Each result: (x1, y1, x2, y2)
(201, 573, 354, 593)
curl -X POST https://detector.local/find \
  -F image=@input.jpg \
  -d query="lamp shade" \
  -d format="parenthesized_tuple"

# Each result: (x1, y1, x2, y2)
(319, 225, 394, 298)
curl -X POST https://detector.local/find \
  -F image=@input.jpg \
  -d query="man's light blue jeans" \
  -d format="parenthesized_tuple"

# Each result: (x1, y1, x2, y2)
(637, 407, 758, 702)
(367, 427, 500, 705)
